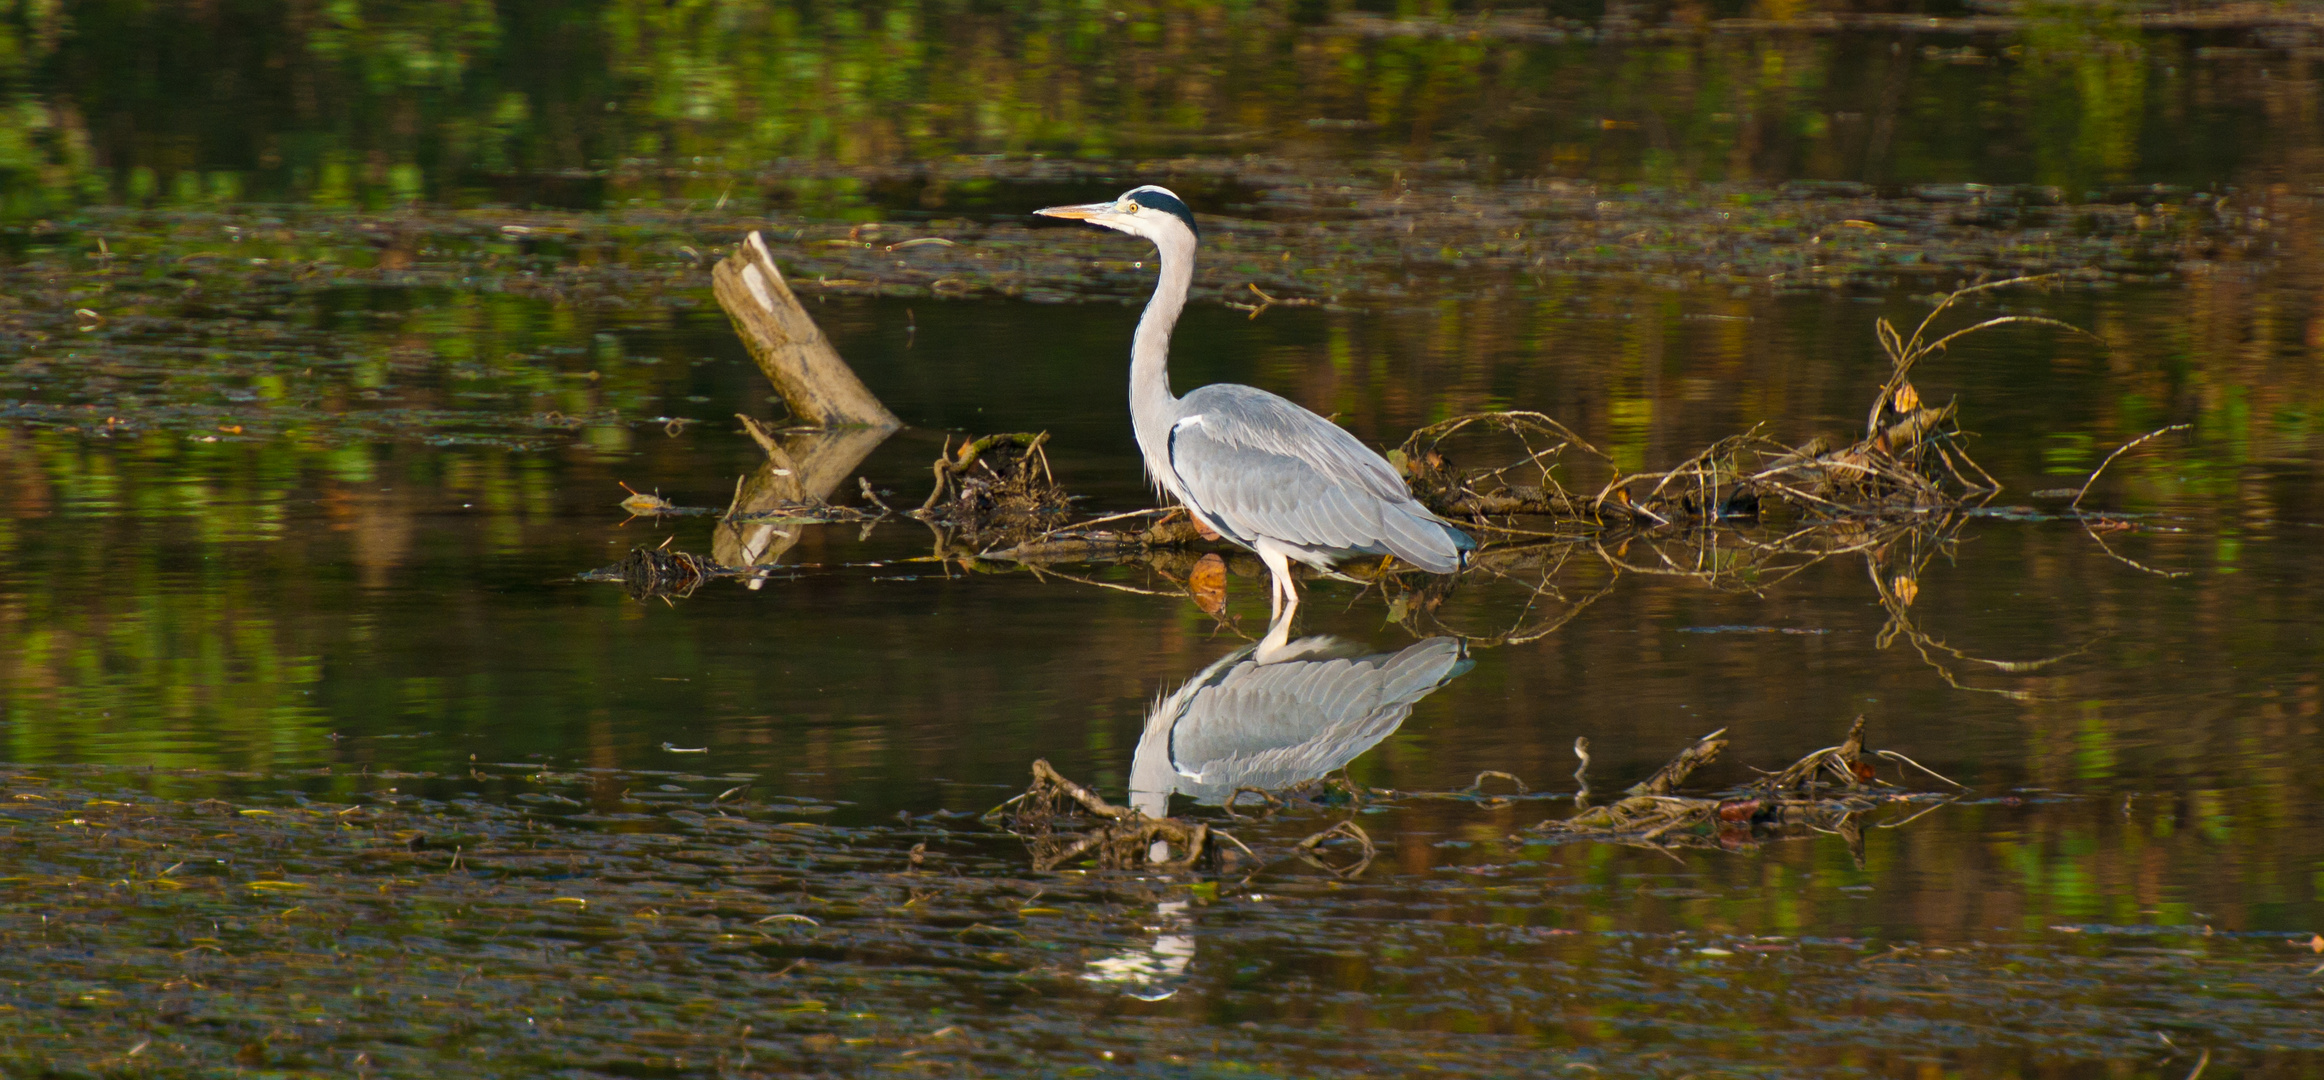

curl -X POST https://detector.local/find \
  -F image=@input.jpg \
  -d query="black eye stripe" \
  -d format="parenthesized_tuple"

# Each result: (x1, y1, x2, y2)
(1125, 188, 1199, 239)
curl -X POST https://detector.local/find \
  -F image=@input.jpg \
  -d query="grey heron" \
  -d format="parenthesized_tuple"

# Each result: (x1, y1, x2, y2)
(1035, 185, 1477, 618)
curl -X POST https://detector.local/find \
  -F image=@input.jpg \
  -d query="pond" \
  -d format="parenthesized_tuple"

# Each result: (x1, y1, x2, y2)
(1, 2, 2322, 1077)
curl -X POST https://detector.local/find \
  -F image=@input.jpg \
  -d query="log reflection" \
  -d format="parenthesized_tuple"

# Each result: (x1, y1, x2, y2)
(712, 420, 894, 582)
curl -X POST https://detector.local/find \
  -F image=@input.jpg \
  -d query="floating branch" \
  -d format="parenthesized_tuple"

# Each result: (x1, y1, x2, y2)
(1530, 716, 1953, 861)
(1626, 728, 1730, 796)
(1400, 279, 2105, 530)
(987, 759, 1226, 872)
(914, 432, 1073, 547)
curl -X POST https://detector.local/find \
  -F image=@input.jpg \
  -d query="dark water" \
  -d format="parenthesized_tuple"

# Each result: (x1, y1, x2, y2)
(4, 267, 2323, 1073)
(6, 282, 2319, 790)
(2, 2, 2323, 1075)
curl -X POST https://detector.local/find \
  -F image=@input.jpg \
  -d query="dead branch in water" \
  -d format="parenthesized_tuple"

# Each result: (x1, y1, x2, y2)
(990, 761, 1395, 876)
(913, 432, 1075, 547)
(1626, 728, 1730, 796)
(1294, 820, 1376, 878)
(575, 544, 731, 602)
(1396, 411, 1613, 526)
(1530, 715, 1955, 863)
(1400, 278, 2102, 530)
(2072, 423, 2191, 512)
(994, 717, 1955, 878)
(986, 760, 1228, 872)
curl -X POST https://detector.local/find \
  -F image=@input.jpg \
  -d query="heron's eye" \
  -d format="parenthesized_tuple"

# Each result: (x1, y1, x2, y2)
(1118, 200, 1139, 214)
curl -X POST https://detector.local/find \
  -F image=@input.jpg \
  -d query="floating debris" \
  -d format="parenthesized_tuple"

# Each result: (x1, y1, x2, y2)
(914, 431, 1073, 544)
(988, 759, 1230, 872)
(1534, 716, 1958, 862)
(993, 715, 1956, 878)
(615, 481, 716, 520)
(1401, 278, 2097, 529)
(577, 544, 728, 601)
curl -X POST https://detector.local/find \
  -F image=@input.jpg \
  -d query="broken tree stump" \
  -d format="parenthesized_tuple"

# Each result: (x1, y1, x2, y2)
(712, 231, 902, 431)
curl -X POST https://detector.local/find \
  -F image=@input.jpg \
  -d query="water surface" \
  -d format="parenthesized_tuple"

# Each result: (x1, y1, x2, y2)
(1, 2, 2322, 1073)
(3, 260, 2321, 1073)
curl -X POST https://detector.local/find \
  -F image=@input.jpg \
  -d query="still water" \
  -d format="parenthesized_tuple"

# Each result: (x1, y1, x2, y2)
(2, 260, 2321, 1073)
(1, 0, 2322, 1073)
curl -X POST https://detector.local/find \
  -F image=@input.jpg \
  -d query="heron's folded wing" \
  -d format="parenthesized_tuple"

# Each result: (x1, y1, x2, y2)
(1175, 385, 1411, 502)
(1168, 387, 1415, 552)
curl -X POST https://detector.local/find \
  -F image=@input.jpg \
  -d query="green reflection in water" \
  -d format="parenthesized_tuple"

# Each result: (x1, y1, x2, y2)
(0, 2, 2315, 213)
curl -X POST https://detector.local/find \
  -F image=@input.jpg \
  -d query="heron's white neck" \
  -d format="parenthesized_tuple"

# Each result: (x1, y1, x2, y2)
(1130, 228, 1196, 489)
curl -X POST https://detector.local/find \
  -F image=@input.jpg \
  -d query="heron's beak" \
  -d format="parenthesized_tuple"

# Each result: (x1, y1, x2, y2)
(1034, 201, 1114, 221)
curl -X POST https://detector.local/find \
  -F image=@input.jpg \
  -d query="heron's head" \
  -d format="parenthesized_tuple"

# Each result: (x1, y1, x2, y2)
(1034, 185, 1198, 244)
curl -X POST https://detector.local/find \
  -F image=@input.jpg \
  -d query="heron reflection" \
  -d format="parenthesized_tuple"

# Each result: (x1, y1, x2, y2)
(1128, 630, 1472, 819)
(1085, 624, 1471, 998)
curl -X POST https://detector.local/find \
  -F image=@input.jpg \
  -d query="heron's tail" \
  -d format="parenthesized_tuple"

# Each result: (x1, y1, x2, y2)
(1379, 500, 1478, 575)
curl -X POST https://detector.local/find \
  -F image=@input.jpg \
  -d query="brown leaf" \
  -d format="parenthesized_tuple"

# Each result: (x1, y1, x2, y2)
(1892, 575, 1920, 607)
(1892, 381, 1922, 414)
(1189, 553, 1228, 615)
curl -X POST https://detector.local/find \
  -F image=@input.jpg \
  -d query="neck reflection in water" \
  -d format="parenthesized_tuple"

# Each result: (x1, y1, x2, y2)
(1086, 621, 1473, 999)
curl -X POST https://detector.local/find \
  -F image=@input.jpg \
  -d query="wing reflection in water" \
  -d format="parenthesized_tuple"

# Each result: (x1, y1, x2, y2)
(1084, 623, 1471, 999)
(1128, 631, 1474, 820)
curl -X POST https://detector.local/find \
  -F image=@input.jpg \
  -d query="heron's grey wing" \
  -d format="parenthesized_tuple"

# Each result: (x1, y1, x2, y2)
(1177, 384, 1411, 501)
(1159, 637, 1471, 803)
(1171, 385, 1470, 571)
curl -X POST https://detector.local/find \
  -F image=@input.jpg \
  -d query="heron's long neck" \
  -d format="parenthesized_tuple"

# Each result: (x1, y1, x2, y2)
(1130, 232, 1194, 479)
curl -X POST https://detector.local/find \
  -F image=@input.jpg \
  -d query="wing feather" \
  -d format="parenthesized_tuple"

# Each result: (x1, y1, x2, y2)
(1168, 384, 1469, 567)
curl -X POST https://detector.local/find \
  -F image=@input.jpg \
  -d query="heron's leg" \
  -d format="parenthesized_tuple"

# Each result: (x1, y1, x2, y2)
(1254, 539, 1299, 621)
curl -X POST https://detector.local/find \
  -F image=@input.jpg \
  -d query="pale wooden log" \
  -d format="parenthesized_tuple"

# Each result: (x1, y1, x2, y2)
(712, 231, 901, 430)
